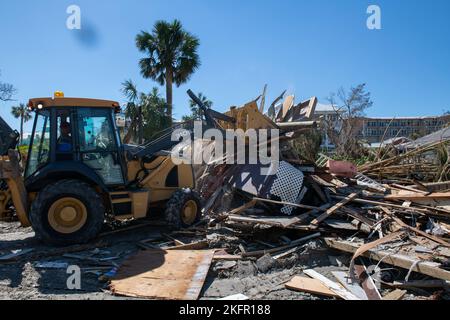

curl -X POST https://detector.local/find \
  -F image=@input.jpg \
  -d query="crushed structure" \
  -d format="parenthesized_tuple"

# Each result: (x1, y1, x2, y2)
(0, 88, 449, 301)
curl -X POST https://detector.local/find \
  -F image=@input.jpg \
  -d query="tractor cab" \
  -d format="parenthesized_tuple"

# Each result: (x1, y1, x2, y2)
(25, 92, 127, 191)
(0, 91, 200, 246)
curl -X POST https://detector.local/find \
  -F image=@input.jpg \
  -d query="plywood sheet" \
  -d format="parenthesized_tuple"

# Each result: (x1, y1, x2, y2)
(285, 276, 339, 298)
(110, 249, 214, 300)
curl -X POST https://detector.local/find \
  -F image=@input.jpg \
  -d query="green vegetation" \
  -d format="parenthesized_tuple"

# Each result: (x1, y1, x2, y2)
(136, 20, 200, 126)
(11, 103, 32, 144)
(182, 92, 212, 128)
(121, 80, 170, 143)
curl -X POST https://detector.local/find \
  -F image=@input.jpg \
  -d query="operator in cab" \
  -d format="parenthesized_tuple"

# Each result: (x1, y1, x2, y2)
(57, 121, 72, 152)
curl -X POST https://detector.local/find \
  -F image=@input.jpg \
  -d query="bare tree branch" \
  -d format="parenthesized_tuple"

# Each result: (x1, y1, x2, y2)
(0, 70, 17, 102)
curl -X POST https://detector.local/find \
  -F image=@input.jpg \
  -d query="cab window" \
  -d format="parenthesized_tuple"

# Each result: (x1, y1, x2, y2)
(26, 110, 50, 177)
(56, 109, 74, 160)
(77, 108, 124, 185)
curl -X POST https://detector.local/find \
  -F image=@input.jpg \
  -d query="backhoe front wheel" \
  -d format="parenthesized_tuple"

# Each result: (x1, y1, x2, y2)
(165, 189, 202, 229)
(29, 180, 105, 246)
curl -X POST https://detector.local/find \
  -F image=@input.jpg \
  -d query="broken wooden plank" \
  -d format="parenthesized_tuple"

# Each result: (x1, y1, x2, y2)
(395, 217, 450, 247)
(285, 276, 339, 298)
(253, 197, 325, 211)
(228, 214, 298, 228)
(339, 207, 376, 228)
(391, 184, 430, 195)
(272, 247, 299, 260)
(331, 271, 369, 300)
(382, 289, 407, 300)
(354, 264, 382, 300)
(310, 192, 358, 226)
(283, 203, 332, 228)
(242, 233, 320, 258)
(227, 200, 257, 216)
(162, 233, 185, 246)
(386, 191, 450, 201)
(165, 240, 208, 250)
(212, 254, 242, 261)
(331, 195, 430, 213)
(323, 219, 359, 231)
(325, 238, 450, 281)
(303, 269, 360, 300)
(110, 249, 214, 300)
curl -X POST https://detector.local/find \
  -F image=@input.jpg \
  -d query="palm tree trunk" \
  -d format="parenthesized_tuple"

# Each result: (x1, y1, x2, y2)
(138, 106, 143, 144)
(20, 116, 23, 145)
(165, 69, 173, 126)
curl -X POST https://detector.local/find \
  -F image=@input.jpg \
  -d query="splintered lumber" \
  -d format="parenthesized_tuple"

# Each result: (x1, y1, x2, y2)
(253, 197, 326, 211)
(110, 249, 214, 300)
(285, 276, 339, 298)
(359, 140, 448, 173)
(303, 269, 360, 300)
(213, 254, 242, 261)
(386, 191, 450, 201)
(242, 232, 320, 258)
(390, 184, 430, 195)
(165, 240, 209, 250)
(331, 271, 369, 300)
(354, 264, 382, 300)
(272, 203, 332, 229)
(310, 193, 358, 226)
(227, 200, 257, 216)
(340, 207, 376, 228)
(380, 207, 450, 247)
(325, 238, 450, 281)
(228, 214, 310, 228)
(382, 289, 407, 300)
(331, 195, 429, 213)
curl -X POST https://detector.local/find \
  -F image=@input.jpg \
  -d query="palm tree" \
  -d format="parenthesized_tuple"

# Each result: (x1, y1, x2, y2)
(136, 20, 200, 126)
(189, 92, 212, 120)
(122, 79, 143, 143)
(11, 103, 32, 144)
(122, 81, 169, 143)
(182, 92, 212, 124)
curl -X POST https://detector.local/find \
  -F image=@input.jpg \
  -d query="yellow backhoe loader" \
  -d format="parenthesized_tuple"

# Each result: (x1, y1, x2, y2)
(0, 91, 203, 245)
(0, 89, 317, 246)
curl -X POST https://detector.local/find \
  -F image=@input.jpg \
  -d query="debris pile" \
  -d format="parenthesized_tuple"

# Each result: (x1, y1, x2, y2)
(110, 91, 450, 300)
(1, 90, 450, 301)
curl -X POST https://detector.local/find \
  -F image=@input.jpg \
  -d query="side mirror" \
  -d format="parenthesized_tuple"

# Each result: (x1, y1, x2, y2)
(115, 113, 126, 128)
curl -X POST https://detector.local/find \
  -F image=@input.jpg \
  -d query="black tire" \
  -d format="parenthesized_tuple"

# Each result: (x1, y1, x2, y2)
(29, 179, 105, 246)
(165, 188, 202, 229)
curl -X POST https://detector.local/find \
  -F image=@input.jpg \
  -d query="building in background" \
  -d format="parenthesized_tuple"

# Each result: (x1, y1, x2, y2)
(313, 103, 345, 150)
(358, 115, 450, 144)
(313, 102, 450, 150)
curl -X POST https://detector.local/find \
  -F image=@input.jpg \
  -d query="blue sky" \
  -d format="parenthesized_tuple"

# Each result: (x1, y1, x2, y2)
(1, 0, 450, 132)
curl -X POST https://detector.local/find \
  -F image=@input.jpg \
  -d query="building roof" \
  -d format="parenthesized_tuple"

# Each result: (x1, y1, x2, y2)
(403, 126, 450, 148)
(315, 103, 343, 113)
(362, 115, 450, 120)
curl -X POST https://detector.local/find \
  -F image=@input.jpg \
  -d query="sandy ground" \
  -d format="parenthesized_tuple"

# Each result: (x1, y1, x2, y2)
(0, 219, 444, 300)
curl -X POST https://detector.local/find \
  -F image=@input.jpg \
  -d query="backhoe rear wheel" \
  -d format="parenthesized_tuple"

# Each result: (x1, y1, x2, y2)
(29, 179, 105, 246)
(165, 188, 202, 229)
